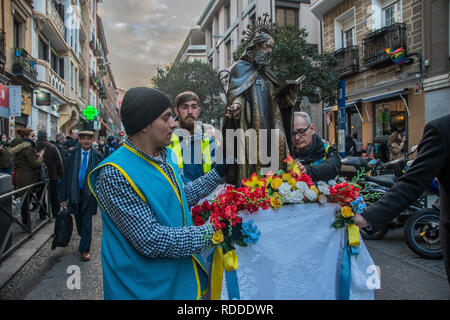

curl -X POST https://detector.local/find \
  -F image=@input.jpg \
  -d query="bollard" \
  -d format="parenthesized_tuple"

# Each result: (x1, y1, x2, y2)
(0, 173, 13, 256)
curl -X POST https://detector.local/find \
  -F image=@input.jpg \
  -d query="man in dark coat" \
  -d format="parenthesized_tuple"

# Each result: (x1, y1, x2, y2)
(291, 112, 341, 182)
(352, 114, 450, 286)
(36, 131, 64, 218)
(64, 129, 81, 154)
(54, 132, 69, 169)
(60, 131, 103, 262)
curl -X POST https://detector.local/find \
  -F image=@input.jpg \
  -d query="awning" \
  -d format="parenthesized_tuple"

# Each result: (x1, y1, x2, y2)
(323, 100, 360, 113)
(361, 89, 410, 117)
(323, 100, 363, 122)
(361, 89, 408, 102)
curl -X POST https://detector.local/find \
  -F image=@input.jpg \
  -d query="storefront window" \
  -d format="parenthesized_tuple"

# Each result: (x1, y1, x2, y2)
(374, 99, 407, 138)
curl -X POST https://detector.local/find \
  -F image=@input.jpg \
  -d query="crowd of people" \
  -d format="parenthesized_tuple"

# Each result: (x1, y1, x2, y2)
(0, 127, 122, 261)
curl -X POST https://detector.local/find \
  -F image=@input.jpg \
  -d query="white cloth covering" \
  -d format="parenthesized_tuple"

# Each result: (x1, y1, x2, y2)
(202, 202, 377, 300)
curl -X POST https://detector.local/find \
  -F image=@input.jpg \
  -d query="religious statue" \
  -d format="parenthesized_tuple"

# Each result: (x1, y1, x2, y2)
(222, 13, 303, 186)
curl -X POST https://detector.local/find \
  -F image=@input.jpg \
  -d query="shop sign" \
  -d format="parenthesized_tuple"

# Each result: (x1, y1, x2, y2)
(8, 86, 22, 117)
(0, 84, 8, 110)
(83, 105, 98, 120)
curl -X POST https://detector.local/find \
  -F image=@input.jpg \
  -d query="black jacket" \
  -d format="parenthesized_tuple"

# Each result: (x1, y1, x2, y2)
(292, 134, 342, 182)
(37, 139, 64, 181)
(60, 147, 103, 214)
(361, 114, 450, 285)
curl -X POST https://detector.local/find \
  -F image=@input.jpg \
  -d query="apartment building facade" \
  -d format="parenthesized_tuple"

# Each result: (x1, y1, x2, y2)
(311, 0, 446, 160)
(0, 0, 119, 139)
(198, 0, 323, 133)
(173, 28, 207, 64)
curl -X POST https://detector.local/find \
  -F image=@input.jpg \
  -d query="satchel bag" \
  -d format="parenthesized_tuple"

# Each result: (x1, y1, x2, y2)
(51, 207, 73, 249)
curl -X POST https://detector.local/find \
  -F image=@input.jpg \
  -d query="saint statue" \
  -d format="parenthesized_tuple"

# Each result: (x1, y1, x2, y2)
(222, 14, 301, 186)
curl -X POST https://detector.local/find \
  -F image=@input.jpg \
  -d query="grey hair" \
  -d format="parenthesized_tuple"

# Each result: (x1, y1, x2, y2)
(56, 132, 65, 142)
(294, 111, 312, 126)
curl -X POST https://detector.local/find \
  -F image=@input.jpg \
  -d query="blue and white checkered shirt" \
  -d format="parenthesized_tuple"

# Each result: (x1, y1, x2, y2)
(95, 138, 222, 259)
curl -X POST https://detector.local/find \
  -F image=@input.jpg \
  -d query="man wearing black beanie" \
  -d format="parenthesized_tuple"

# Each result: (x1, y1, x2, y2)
(88, 87, 227, 299)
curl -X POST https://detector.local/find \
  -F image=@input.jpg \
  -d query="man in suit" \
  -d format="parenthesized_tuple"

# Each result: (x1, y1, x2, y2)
(60, 131, 103, 262)
(352, 114, 450, 286)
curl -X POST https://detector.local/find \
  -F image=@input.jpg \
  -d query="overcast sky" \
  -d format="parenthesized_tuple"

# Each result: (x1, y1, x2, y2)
(99, 0, 209, 91)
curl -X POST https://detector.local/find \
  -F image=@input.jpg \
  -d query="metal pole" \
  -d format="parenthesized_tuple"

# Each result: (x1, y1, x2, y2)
(338, 80, 346, 158)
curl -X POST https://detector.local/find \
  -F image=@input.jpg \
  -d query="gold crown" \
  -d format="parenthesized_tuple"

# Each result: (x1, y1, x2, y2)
(242, 12, 277, 44)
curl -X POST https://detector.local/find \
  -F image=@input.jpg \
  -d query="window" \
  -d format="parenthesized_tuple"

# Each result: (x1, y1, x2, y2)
(38, 37, 49, 61)
(226, 40, 232, 67)
(335, 8, 356, 50)
(13, 19, 20, 48)
(59, 58, 64, 79)
(342, 27, 355, 48)
(51, 51, 58, 72)
(382, 1, 401, 27)
(276, 7, 299, 28)
(225, 1, 231, 30)
(374, 99, 407, 138)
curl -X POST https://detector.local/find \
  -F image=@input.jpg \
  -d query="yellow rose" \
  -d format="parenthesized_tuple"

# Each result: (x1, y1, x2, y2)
(271, 177, 283, 190)
(270, 193, 284, 209)
(310, 185, 319, 195)
(282, 173, 292, 182)
(288, 178, 297, 189)
(341, 206, 355, 218)
(266, 175, 273, 185)
(212, 230, 224, 244)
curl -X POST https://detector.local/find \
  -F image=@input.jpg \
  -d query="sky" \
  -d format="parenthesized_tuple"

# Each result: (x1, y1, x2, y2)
(99, 0, 210, 91)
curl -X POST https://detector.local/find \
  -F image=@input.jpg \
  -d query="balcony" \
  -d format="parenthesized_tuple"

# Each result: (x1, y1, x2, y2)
(332, 45, 359, 78)
(35, 60, 66, 97)
(99, 79, 108, 100)
(33, 0, 67, 50)
(0, 30, 5, 64)
(89, 69, 99, 89)
(12, 48, 37, 84)
(362, 23, 407, 68)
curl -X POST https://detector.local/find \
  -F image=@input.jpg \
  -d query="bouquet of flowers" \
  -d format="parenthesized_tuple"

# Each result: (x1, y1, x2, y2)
(192, 184, 267, 253)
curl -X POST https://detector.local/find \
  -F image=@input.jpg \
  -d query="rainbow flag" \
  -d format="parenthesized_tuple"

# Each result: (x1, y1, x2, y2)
(384, 47, 406, 64)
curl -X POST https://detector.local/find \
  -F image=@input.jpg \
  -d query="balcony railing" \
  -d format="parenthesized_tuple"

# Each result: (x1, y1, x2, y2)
(46, 0, 65, 39)
(332, 45, 359, 78)
(362, 23, 407, 68)
(0, 30, 6, 64)
(12, 48, 37, 84)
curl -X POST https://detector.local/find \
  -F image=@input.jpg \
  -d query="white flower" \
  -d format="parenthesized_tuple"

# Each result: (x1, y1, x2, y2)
(338, 176, 346, 183)
(328, 179, 337, 187)
(318, 184, 331, 195)
(304, 189, 318, 201)
(318, 194, 328, 205)
(317, 181, 328, 187)
(295, 181, 309, 193)
(284, 189, 304, 203)
(278, 182, 292, 196)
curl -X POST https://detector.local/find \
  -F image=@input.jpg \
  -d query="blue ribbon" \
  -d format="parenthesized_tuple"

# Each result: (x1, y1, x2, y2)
(225, 270, 240, 300)
(206, 249, 241, 300)
(338, 231, 359, 300)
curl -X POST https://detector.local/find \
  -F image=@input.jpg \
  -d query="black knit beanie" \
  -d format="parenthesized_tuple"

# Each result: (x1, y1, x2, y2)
(120, 87, 172, 135)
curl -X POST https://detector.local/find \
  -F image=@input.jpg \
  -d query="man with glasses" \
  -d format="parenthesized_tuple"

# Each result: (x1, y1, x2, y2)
(291, 112, 341, 182)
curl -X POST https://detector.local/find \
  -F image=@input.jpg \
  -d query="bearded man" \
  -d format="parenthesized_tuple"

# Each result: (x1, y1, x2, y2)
(168, 91, 217, 182)
(222, 15, 298, 185)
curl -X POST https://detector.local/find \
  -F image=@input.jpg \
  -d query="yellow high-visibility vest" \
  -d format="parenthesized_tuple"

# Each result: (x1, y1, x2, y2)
(169, 132, 212, 175)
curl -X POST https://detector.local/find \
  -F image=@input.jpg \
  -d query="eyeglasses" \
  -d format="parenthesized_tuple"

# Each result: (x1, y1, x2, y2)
(293, 124, 311, 137)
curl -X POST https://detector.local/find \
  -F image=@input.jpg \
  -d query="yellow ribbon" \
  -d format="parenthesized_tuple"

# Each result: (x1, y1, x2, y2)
(347, 224, 360, 247)
(210, 247, 239, 300)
